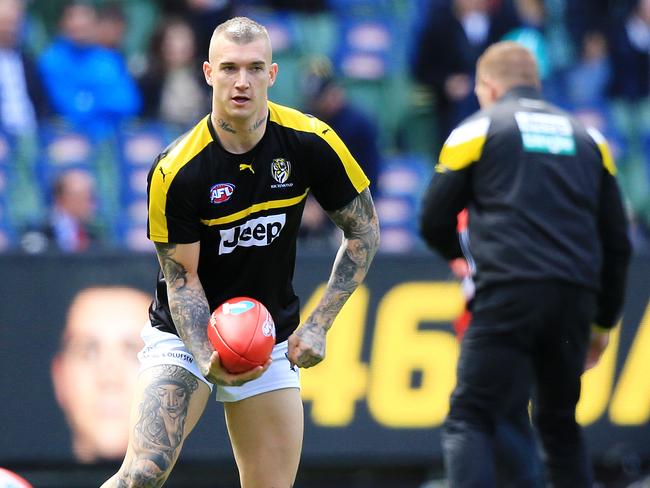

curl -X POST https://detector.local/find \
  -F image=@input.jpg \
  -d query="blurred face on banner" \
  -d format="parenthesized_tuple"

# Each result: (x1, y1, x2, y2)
(51, 286, 151, 463)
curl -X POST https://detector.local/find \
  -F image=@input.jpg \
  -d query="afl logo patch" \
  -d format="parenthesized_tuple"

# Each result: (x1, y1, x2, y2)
(209, 183, 235, 204)
(271, 158, 291, 184)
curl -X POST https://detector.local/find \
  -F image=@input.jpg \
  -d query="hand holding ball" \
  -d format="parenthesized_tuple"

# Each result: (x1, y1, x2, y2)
(207, 297, 276, 373)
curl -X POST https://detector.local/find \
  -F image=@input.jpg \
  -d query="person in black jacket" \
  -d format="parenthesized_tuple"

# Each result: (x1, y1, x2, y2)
(420, 41, 631, 487)
(410, 0, 518, 149)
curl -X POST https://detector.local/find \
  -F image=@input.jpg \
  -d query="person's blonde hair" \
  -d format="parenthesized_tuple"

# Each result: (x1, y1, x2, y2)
(209, 17, 271, 58)
(476, 41, 540, 90)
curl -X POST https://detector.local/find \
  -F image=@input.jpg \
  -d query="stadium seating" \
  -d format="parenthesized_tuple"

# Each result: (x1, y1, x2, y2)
(375, 153, 433, 253)
(115, 121, 178, 251)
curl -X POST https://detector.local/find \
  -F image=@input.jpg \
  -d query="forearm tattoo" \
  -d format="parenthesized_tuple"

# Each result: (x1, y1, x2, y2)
(155, 243, 212, 366)
(310, 188, 379, 330)
(116, 365, 198, 487)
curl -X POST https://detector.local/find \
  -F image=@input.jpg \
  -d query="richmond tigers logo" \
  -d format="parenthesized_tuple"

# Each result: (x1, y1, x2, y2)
(271, 158, 291, 184)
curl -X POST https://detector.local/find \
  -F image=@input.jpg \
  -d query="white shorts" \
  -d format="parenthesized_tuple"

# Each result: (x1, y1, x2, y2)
(137, 322, 300, 402)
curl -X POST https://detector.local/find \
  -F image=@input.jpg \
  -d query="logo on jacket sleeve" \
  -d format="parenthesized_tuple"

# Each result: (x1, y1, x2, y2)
(271, 158, 291, 184)
(219, 214, 286, 254)
(210, 183, 235, 204)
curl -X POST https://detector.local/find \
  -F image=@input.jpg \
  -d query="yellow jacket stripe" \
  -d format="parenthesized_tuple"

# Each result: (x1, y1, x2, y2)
(587, 127, 616, 175)
(438, 116, 491, 171)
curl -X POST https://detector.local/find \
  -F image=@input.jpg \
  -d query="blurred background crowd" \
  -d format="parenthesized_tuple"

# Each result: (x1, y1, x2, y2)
(1, 0, 649, 255)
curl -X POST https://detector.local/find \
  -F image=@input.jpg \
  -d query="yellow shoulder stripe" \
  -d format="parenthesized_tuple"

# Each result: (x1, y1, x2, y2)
(587, 127, 616, 175)
(200, 189, 309, 226)
(439, 116, 490, 171)
(148, 115, 213, 242)
(268, 101, 369, 192)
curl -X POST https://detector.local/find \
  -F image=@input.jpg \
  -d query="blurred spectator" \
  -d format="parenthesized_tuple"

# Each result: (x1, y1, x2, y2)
(502, 0, 549, 80)
(302, 57, 380, 192)
(411, 0, 519, 147)
(608, 0, 650, 101)
(299, 56, 381, 248)
(0, 0, 48, 136)
(51, 286, 151, 463)
(138, 17, 209, 128)
(38, 1, 141, 140)
(20, 169, 102, 253)
(566, 30, 611, 108)
(96, 2, 127, 52)
(159, 0, 234, 57)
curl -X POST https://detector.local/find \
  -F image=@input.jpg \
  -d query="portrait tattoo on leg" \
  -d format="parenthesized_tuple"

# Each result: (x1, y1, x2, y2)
(133, 365, 199, 471)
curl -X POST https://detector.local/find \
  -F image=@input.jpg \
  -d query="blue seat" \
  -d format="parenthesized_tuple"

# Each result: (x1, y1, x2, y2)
(245, 9, 300, 54)
(333, 17, 394, 81)
(374, 153, 434, 253)
(327, 0, 392, 18)
(115, 122, 176, 248)
(37, 122, 97, 196)
(116, 122, 173, 202)
(377, 153, 433, 199)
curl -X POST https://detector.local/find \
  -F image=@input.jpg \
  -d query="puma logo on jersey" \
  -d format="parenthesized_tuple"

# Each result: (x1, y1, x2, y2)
(159, 166, 171, 181)
(219, 214, 286, 255)
(322, 128, 330, 135)
(239, 163, 255, 174)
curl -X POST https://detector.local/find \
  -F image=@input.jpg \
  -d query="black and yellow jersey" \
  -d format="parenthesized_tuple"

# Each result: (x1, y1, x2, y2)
(147, 101, 369, 341)
(420, 86, 631, 329)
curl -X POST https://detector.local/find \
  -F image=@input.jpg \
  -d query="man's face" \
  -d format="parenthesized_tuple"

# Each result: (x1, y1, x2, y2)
(58, 171, 96, 222)
(61, 4, 98, 46)
(51, 288, 150, 463)
(203, 35, 277, 122)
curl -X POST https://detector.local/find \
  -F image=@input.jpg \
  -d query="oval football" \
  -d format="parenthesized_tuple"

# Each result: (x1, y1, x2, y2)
(207, 297, 275, 373)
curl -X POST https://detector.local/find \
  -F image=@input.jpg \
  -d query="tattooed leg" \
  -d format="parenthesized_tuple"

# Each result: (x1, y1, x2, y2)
(101, 365, 210, 488)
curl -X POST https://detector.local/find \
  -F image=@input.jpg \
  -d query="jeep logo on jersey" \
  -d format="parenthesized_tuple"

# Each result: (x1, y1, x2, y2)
(219, 214, 286, 255)
(210, 183, 235, 204)
(271, 159, 291, 183)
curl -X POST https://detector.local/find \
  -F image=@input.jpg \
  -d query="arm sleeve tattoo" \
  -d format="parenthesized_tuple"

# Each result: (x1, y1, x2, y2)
(155, 242, 213, 368)
(310, 188, 380, 330)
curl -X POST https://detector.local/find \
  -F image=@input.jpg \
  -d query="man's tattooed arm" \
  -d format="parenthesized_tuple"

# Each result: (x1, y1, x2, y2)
(154, 242, 213, 372)
(291, 188, 379, 367)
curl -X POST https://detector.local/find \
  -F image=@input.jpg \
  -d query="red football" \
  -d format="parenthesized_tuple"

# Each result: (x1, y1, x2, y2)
(207, 297, 276, 373)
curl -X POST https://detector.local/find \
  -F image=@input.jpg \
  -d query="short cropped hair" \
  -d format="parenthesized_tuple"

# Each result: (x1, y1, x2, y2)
(212, 16, 269, 45)
(477, 41, 540, 90)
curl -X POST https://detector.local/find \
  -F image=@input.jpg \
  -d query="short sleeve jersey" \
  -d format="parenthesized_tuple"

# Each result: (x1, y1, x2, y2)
(147, 101, 369, 342)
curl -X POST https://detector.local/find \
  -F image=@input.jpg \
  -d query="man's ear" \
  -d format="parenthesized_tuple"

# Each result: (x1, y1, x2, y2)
(203, 61, 213, 86)
(268, 63, 278, 88)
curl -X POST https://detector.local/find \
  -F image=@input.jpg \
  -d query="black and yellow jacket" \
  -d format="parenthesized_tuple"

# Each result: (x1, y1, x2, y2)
(420, 86, 631, 329)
